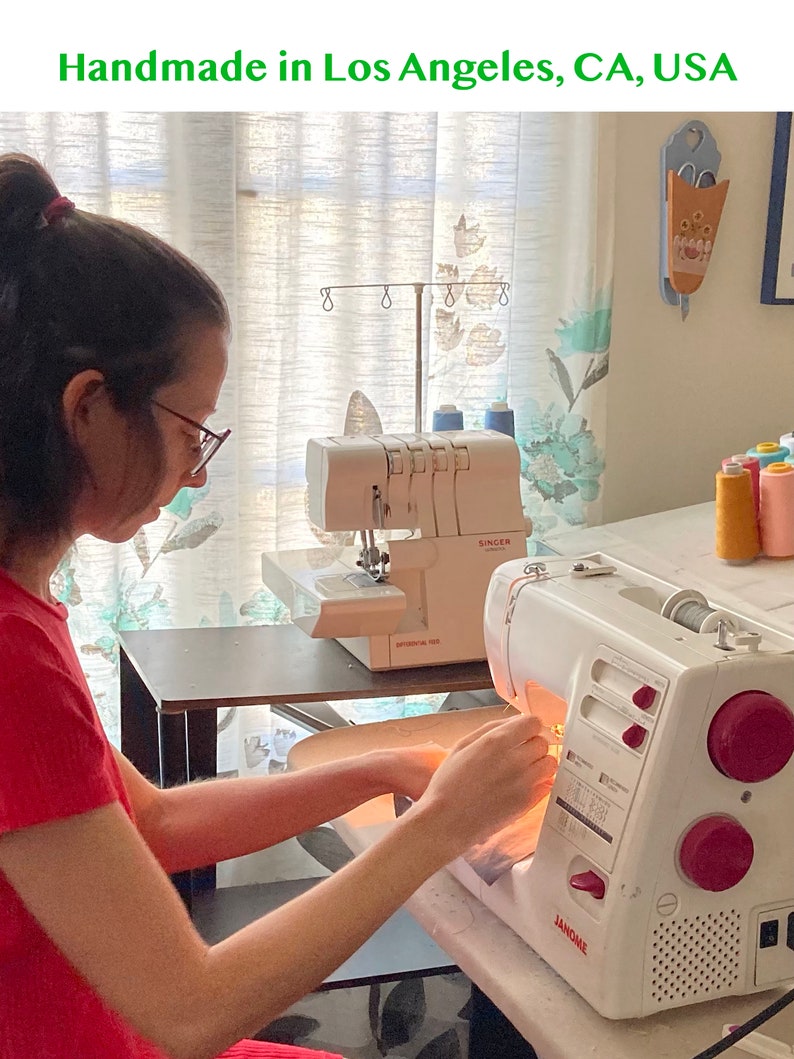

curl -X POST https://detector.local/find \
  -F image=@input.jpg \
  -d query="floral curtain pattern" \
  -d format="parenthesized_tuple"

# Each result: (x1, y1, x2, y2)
(0, 112, 615, 744)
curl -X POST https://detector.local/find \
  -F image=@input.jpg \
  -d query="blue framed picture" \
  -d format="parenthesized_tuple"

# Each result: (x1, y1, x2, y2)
(761, 112, 794, 304)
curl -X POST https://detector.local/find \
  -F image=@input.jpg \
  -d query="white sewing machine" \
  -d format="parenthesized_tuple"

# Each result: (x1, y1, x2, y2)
(261, 430, 531, 670)
(445, 552, 794, 1019)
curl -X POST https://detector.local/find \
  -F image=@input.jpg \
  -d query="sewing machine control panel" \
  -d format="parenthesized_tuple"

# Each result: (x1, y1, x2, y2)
(549, 646, 669, 875)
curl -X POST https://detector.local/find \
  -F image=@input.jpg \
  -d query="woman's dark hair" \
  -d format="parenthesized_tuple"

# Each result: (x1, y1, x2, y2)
(0, 152, 229, 556)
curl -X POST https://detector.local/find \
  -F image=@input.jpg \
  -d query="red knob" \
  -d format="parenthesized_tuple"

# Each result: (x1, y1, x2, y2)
(622, 723, 647, 749)
(678, 816, 753, 892)
(569, 870, 606, 900)
(708, 691, 794, 782)
(632, 685, 657, 710)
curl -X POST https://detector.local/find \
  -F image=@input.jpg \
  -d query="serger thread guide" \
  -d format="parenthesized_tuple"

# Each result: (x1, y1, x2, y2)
(445, 552, 794, 1019)
(262, 429, 531, 670)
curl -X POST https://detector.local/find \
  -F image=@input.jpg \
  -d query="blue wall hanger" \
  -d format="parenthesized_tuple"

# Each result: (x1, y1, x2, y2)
(660, 120, 723, 320)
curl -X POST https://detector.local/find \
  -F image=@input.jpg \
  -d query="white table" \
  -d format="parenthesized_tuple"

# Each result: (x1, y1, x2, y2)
(330, 503, 794, 1059)
(544, 501, 794, 631)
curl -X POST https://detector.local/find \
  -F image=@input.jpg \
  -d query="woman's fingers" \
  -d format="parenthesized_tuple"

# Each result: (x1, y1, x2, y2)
(451, 713, 545, 753)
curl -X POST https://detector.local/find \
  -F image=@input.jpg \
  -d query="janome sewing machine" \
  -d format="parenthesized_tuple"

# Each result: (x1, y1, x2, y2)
(261, 430, 531, 670)
(290, 551, 794, 1023)
(444, 552, 794, 1019)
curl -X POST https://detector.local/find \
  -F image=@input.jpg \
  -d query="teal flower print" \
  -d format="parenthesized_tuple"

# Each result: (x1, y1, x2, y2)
(554, 286, 613, 358)
(239, 589, 290, 626)
(518, 401, 605, 515)
(164, 483, 210, 521)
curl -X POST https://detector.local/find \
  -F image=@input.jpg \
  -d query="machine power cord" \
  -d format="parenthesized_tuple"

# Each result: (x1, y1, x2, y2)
(689, 985, 794, 1058)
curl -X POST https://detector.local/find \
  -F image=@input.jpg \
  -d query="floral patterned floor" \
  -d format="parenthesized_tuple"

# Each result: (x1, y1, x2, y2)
(255, 972, 473, 1059)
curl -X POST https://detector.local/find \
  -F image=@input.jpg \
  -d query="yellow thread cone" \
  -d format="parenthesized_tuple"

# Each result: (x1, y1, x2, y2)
(715, 466, 759, 563)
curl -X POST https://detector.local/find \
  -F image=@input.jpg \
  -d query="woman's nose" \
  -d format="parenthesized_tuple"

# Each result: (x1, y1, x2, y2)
(187, 465, 208, 489)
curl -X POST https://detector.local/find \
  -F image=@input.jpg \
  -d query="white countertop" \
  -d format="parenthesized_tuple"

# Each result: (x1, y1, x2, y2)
(401, 867, 793, 1059)
(387, 503, 794, 1059)
(544, 501, 794, 630)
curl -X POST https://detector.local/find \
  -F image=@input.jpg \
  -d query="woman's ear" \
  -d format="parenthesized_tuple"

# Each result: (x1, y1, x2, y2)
(61, 370, 107, 442)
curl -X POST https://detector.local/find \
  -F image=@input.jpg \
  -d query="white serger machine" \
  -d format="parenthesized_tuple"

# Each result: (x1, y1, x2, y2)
(446, 552, 794, 1019)
(261, 430, 531, 670)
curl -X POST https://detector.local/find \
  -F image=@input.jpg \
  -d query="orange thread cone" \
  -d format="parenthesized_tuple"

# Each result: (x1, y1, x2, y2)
(715, 464, 759, 563)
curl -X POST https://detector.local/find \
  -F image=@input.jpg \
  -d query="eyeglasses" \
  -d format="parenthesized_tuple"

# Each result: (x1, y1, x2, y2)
(152, 400, 231, 477)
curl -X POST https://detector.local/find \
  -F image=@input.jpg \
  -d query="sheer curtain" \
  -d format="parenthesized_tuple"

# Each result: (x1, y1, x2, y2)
(0, 112, 615, 743)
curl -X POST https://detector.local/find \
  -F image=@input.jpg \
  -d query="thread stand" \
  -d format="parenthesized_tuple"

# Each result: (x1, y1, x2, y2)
(320, 280, 511, 432)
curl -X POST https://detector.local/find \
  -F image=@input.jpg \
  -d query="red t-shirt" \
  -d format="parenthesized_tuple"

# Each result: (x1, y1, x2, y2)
(0, 569, 341, 1059)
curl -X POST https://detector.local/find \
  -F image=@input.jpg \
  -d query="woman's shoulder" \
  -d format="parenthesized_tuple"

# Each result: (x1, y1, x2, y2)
(0, 567, 69, 625)
(0, 606, 76, 677)
(0, 568, 79, 677)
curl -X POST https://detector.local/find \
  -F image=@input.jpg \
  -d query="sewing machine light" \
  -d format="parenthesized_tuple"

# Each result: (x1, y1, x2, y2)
(524, 680, 568, 728)
(547, 723, 565, 762)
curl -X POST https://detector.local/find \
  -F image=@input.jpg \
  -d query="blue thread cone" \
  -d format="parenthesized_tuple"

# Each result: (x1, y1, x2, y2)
(484, 401, 515, 438)
(432, 404, 464, 431)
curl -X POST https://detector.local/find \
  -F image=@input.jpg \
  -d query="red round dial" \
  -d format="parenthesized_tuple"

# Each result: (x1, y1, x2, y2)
(678, 816, 753, 892)
(708, 690, 794, 782)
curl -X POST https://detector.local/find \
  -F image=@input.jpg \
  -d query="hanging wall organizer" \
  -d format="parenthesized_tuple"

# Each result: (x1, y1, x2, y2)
(660, 119, 730, 321)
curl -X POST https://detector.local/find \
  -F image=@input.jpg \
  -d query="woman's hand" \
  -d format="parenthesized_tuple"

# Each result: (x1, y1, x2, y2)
(413, 714, 557, 853)
(378, 744, 449, 801)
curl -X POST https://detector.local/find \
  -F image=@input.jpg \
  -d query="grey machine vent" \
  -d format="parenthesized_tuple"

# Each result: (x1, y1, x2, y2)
(649, 911, 743, 1005)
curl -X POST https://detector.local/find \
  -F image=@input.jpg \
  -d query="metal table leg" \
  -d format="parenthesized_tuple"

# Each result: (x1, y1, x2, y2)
(120, 649, 217, 904)
(468, 983, 539, 1059)
(119, 647, 160, 782)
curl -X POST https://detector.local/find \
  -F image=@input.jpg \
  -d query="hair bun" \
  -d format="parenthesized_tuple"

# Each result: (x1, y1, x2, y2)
(0, 153, 62, 244)
(42, 196, 75, 226)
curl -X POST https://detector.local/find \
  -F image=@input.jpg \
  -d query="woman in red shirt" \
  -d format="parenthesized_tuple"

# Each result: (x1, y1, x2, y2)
(0, 152, 556, 1059)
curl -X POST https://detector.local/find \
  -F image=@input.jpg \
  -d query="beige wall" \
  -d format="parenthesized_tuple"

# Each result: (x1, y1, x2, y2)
(602, 112, 793, 523)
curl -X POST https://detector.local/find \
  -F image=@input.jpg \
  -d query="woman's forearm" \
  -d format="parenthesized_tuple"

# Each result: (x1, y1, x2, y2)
(185, 801, 462, 1058)
(2, 715, 551, 1059)
(149, 751, 409, 873)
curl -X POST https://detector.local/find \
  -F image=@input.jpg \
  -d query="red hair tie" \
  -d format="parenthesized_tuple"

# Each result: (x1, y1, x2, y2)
(42, 195, 75, 226)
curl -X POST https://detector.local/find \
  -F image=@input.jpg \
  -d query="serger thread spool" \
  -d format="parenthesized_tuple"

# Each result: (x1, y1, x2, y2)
(723, 454, 760, 517)
(432, 404, 464, 431)
(484, 401, 515, 437)
(715, 463, 760, 564)
(759, 462, 794, 558)
(780, 431, 794, 456)
(747, 441, 790, 468)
